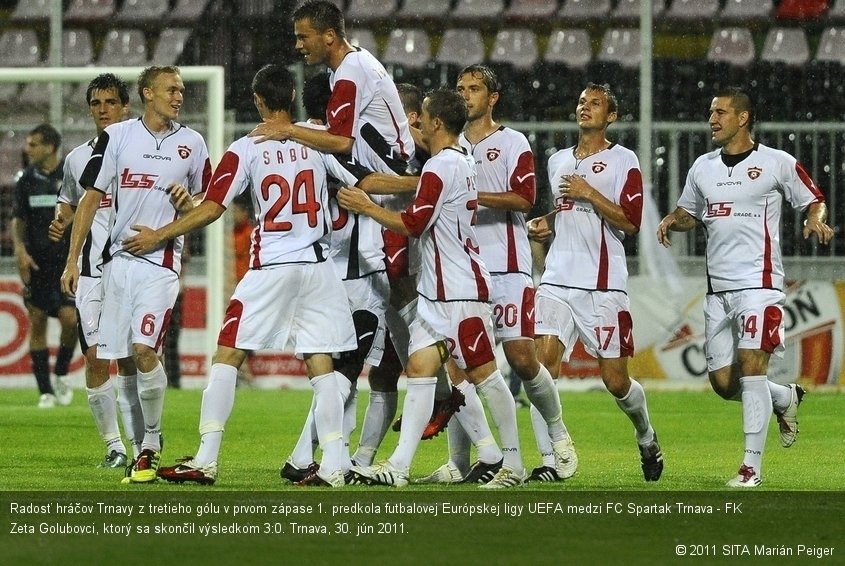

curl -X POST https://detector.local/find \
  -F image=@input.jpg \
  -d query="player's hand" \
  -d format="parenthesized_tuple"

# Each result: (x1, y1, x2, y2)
(48, 215, 72, 242)
(559, 174, 593, 202)
(527, 216, 553, 243)
(656, 215, 676, 247)
(337, 186, 372, 214)
(15, 250, 38, 284)
(60, 263, 79, 298)
(803, 218, 834, 245)
(248, 116, 292, 144)
(167, 184, 194, 213)
(123, 225, 163, 255)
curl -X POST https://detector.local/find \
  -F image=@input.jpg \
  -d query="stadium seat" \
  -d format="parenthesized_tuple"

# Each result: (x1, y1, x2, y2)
(0, 29, 42, 67)
(490, 29, 538, 70)
(151, 28, 192, 65)
(545, 28, 592, 70)
(816, 27, 845, 63)
(395, 0, 451, 20)
(436, 28, 486, 68)
(451, 0, 505, 21)
(774, 0, 828, 21)
(720, 0, 773, 21)
(97, 29, 148, 66)
(346, 0, 399, 23)
(169, 0, 213, 23)
(10, 0, 52, 21)
(829, 0, 845, 20)
(64, 0, 116, 22)
(62, 29, 94, 67)
(706, 28, 755, 67)
(557, 0, 612, 21)
(116, 0, 170, 22)
(597, 28, 640, 69)
(612, 0, 666, 20)
(238, 0, 275, 18)
(347, 28, 378, 55)
(383, 28, 432, 69)
(760, 27, 810, 66)
(664, 0, 720, 20)
(504, 0, 558, 21)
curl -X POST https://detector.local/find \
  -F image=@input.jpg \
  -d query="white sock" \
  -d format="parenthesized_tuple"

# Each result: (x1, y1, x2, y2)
(311, 372, 344, 476)
(389, 377, 436, 471)
(452, 379, 502, 465)
(117, 373, 143, 458)
(522, 365, 567, 441)
(353, 390, 398, 467)
(137, 363, 167, 452)
(290, 395, 318, 469)
(768, 380, 792, 413)
(740, 375, 772, 474)
(476, 370, 523, 474)
(86, 379, 125, 455)
(445, 415, 472, 475)
(194, 364, 237, 466)
(341, 376, 357, 472)
(614, 379, 655, 445)
(530, 404, 555, 467)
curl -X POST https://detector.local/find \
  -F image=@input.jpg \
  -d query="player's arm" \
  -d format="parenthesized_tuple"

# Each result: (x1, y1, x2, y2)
(61, 187, 103, 296)
(560, 173, 639, 235)
(49, 202, 75, 242)
(358, 173, 419, 195)
(11, 216, 38, 283)
(656, 207, 697, 247)
(803, 202, 834, 244)
(248, 117, 354, 154)
(337, 186, 409, 235)
(527, 210, 557, 243)
(122, 200, 225, 256)
(477, 191, 532, 213)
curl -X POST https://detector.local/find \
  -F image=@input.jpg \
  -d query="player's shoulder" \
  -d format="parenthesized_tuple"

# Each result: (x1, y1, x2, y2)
(753, 142, 795, 165)
(336, 47, 381, 77)
(173, 122, 206, 143)
(65, 139, 95, 162)
(499, 125, 530, 144)
(548, 146, 575, 168)
(426, 146, 471, 173)
(691, 147, 722, 169)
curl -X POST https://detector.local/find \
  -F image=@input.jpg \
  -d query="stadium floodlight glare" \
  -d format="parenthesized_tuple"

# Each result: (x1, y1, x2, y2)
(0, 65, 226, 375)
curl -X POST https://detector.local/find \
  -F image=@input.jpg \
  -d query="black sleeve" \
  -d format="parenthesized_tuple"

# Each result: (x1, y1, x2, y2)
(79, 130, 109, 190)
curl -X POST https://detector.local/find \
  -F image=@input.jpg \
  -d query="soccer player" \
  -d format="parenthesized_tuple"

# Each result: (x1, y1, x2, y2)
(421, 65, 576, 485)
(340, 88, 526, 488)
(657, 86, 832, 487)
(528, 83, 663, 482)
(49, 73, 142, 467)
(12, 124, 77, 409)
(61, 65, 211, 483)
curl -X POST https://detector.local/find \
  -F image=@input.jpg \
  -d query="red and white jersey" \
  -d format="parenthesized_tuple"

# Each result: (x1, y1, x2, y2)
(677, 142, 824, 293)
(80, 118, 211, 274)
(297, 122, 385, 279)
(400, 147, 490, 302)
(542, 143, 643, 292)
(60, 138, 114, 277)
(204, 134, 360, 267)
(327, 47, 414, 176)
(459, 126, 536, 275)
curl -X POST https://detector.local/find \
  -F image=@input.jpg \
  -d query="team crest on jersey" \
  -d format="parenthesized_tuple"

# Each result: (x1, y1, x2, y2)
(486, 148, 501, 162)
(177, 145, 192, 159)
(592, 161, 607, 174)
(747, 166, 762, 180)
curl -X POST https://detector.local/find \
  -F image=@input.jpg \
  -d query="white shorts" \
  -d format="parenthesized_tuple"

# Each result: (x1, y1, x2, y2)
(704, 289, 786, 372)
(343, 272, 389, 367)
(98, 254, 180, 359)
(409, 297, 495, 370)
(75, 275, 103, 352)
(218, 261, 357, 356)
(490, 272, 535, 342)
(535, 285, 634, 361)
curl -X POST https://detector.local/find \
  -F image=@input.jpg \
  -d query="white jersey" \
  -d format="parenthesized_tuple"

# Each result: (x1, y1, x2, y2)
(542, 143, 643, 292)
(295, 122, 385, 279)
(60, 138, 114, 277)
(204, 135, 360, 267)
(80, 118, 211, 274)
(677, 142, 824, 293)
(327, 47, 414, 176)
(400, 147, 490, 302)
(459, 126, 536, 275)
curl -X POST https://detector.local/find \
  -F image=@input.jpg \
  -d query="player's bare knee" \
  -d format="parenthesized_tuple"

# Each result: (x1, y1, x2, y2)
(132, 344, 159, 373)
